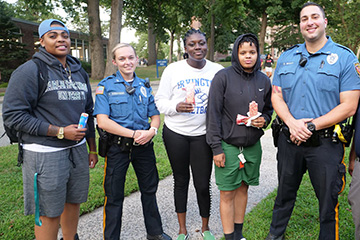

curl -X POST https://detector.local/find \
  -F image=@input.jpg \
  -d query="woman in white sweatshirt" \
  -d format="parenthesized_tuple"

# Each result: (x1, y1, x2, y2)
(155, 29, 223, 240)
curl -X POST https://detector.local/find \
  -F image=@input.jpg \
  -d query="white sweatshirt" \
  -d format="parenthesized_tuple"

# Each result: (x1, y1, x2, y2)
(155, 59, 223, 136)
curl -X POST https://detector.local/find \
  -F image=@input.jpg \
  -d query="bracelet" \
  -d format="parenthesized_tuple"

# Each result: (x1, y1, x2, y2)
(132, 130, 136, 138)
(89, 151, 98, 155)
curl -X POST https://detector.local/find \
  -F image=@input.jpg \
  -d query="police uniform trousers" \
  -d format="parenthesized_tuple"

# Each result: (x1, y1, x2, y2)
(270, 132, 346, 240)
(103, 142, 163, 240)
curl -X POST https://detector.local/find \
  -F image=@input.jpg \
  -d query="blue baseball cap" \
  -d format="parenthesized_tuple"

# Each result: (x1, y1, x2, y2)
(38, 19, 69, 38)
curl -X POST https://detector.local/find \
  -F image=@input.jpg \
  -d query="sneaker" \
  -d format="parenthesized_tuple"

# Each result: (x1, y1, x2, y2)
(201, 230, 215, 240)
(147, 232, 172, 240)
(176, 233, 189, 240)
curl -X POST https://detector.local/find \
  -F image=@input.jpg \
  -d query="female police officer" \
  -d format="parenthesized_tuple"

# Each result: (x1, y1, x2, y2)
(93, 43, 171, 240)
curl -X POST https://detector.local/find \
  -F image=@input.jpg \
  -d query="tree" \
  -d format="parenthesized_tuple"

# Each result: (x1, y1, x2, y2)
(104, 0, 123, 77)
(124, 0, 172, 65)
(0, 1, 29, 82)
(12, 0, 61, 22)
(87, 0, 105, 79)
(318, 0, 360, 54)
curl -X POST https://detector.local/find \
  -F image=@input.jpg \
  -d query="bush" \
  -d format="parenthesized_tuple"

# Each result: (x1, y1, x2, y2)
(220, 56, 231, 62)
(80, 60, 91, 74)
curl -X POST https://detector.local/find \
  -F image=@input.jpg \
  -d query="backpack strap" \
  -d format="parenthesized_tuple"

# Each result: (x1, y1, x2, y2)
(31, 58, 48, 100)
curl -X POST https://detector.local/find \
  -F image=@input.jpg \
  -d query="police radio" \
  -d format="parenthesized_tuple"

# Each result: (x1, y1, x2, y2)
(124, 84, 135, 95)
(299, 55, 308, 67)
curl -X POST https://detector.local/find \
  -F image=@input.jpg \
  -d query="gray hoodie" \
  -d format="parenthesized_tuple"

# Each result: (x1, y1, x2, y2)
(3, 47, 95, 147)
(206, 33, 273, 155)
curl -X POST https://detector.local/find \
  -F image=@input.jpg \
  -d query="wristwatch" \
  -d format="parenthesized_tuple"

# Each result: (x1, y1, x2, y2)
(307, 122, 316, 132)
(150, 126, 158, 135)
(57, 127, 64, 139)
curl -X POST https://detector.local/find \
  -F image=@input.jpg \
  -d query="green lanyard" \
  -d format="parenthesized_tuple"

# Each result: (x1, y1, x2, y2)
(34, 173, 42, 226)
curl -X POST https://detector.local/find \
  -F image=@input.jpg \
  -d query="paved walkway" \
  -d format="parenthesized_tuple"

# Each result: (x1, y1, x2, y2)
(58, 130, 278, 240)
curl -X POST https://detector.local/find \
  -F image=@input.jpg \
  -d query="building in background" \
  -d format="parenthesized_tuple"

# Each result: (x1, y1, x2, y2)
(11, 18, 109, 62)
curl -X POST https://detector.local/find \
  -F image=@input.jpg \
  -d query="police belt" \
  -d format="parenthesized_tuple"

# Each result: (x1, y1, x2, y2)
(281, 125, 334, 147)
(108, 133, 152, 148)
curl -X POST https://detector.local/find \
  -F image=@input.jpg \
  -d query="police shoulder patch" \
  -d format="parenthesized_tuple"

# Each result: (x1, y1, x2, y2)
(355, 63, 360, 78)
(96, 86, 105, 95)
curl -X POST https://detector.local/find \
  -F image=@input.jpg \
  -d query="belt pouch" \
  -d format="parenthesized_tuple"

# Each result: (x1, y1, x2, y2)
(120, 137, 133, 152)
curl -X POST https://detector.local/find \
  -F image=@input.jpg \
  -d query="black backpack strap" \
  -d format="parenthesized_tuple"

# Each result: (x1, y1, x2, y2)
(31, 58, 48, 100)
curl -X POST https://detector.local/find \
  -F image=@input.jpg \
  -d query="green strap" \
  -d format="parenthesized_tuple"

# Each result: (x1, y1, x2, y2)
(34, 173, 42, 226)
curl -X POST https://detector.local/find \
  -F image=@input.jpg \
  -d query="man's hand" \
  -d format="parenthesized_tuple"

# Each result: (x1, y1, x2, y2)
(134, 130, 154, 145)
(288, 118, 313, 145)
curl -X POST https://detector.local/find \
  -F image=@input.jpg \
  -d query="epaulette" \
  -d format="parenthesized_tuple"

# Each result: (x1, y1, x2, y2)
(141, 77, 151, 88)
(99, 73, 116, 84)
(283, 44, 300, 52)
(334, 42, 354, 54)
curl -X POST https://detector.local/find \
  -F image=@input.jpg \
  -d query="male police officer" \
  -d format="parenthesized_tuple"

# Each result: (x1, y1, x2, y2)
(266, 2, 360, 240)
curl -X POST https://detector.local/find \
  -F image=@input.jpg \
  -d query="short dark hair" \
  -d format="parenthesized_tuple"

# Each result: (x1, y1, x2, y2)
(238, 35, 258, 49)
(300, 2, 326, 18)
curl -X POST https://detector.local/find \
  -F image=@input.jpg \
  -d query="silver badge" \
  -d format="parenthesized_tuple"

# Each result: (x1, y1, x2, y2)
(327, 53, 338, 65)
(140, 86, 147, 97)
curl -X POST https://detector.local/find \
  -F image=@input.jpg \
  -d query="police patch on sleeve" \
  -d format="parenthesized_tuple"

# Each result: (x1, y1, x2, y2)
(355, 63, 360, 78)
(96, 86, 105, 95)
(140, 86, 147, 97)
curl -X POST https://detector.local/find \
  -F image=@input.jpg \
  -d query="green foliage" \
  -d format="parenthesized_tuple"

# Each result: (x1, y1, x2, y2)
(11, 0, 62, 22)
(80, 60, 91, 74)
(0, 1, 29, 83)
(317, 0, 360, 53)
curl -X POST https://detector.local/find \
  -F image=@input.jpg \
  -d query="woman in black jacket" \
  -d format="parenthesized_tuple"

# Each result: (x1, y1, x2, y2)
(206, 33, 273, 240)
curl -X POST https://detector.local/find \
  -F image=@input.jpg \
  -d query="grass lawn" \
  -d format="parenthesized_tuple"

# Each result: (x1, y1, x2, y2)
(0, 61, 356, 239)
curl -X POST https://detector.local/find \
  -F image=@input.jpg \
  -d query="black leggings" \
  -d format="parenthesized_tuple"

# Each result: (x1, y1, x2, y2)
(163, 124, 213, 217)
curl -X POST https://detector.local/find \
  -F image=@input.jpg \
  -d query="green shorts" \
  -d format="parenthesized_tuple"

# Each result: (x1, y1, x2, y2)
(215, 140, 262, 191)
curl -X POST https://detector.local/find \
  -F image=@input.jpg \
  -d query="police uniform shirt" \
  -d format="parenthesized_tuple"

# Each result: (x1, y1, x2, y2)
(93, 71, 160, 130)
(273, 36, 360, 119)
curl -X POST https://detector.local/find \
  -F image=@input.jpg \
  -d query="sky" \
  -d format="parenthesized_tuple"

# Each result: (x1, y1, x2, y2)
(5, 0, 138, 43)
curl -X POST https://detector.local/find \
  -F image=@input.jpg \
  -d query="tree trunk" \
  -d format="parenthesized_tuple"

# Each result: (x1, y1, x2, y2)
(104, 0, 123, 78)
(147, 19, 157, 65)
(168, 30, 174, 63)
(208, 0, 215, 61)
(177, 34, 182, 61)
(87, 0, 105, 80)
(259, 10, 267, 55)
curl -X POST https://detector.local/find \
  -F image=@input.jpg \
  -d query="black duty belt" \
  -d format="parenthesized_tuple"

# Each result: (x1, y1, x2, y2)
(109, 134, 152, 148)
(281, 125, 334, 147)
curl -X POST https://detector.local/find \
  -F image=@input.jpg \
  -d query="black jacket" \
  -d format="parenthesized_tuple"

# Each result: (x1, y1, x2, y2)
(206, 33, 273, 155)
